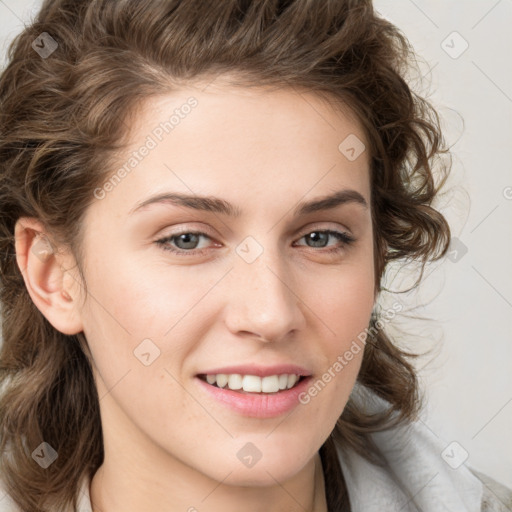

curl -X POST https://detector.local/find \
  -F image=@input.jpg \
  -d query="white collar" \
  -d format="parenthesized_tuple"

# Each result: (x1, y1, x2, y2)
(335, 384, 483, 511)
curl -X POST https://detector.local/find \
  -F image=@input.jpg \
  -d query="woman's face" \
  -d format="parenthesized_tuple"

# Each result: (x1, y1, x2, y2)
(74, 82, 375, 487)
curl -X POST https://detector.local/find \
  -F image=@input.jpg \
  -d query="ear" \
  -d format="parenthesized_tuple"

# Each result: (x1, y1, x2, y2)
(14, 217, 84, 335)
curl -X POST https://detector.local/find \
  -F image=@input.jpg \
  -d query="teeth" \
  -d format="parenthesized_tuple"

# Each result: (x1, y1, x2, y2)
(228, 374, 243, 390)
(216, 374, 228, 388)
(203, 373, 302, 393)
(243, 375, 261, 392)
(261, 375, 279, 393)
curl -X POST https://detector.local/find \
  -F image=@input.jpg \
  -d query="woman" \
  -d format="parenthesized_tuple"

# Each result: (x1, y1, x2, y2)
(0, 1, 510, 511)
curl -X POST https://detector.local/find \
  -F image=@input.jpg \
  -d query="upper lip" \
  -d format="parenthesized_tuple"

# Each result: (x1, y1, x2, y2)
(197, 364, 312, 378)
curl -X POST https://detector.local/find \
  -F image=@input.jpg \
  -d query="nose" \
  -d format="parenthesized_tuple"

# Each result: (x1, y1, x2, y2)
(223, 245, 307, 343)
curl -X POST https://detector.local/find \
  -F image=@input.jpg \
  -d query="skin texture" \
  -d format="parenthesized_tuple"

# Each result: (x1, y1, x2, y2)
(14, 81, 376, 512)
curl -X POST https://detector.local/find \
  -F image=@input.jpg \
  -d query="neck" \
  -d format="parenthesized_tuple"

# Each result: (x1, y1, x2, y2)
(90, 450, 328, 512)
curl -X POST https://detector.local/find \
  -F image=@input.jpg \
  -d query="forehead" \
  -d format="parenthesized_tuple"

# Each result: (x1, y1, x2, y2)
(94, 82, 371, 221)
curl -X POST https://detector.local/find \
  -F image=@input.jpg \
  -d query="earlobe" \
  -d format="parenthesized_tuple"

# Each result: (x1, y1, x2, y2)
(14, 217, 84, 336)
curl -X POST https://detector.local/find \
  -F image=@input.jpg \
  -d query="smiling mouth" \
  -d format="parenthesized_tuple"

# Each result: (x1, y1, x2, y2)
(197, 373, 307, 394)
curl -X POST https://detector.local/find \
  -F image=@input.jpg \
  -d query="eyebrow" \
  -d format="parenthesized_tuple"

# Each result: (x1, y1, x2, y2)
(129, 189, 368, 217)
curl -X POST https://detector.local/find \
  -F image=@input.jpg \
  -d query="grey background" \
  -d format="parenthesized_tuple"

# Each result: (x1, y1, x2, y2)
(1, 0, 511, 487)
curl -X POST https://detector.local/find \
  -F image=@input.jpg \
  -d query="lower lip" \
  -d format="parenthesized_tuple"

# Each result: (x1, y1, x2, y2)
(195, 376, 312, 418)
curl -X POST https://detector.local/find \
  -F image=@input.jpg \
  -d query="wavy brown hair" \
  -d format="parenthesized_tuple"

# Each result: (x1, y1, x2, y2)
(0, 1, 451, 510)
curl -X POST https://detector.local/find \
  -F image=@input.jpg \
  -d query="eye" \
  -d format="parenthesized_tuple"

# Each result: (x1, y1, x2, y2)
(155, 230, 214, 255)
(154, 228, 355, 256)
(294, 230, 355, 253)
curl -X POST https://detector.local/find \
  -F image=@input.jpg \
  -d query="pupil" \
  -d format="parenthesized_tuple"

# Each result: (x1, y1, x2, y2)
(177, 233, 198, 249)
(308, 232, 327, 247)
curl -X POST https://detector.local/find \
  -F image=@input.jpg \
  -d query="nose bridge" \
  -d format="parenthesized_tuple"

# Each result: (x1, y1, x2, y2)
(225, 237, 305, 340)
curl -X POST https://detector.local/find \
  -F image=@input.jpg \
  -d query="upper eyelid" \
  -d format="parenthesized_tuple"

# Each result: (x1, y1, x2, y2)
(158, 222, 351, 240)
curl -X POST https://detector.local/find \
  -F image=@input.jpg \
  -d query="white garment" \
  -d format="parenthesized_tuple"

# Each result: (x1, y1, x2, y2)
(335, 383, 485, 511)
(1, 385, 510, 511)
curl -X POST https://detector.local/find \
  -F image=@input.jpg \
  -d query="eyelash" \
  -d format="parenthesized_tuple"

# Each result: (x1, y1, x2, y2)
(154, 229, 356, 256)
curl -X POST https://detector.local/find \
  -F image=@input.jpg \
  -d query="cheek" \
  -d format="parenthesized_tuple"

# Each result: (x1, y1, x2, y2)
(304, 261, 374, 391)
(79, 255, 220, 394)
(82, 250, 206, 337)
(308, 258, 375, 337)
